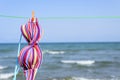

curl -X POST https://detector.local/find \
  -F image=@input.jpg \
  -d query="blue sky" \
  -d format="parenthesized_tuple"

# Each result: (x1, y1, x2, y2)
(0, 0, 120, 43)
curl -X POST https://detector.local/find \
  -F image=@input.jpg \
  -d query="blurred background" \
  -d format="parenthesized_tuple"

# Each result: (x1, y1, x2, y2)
(0, 0, 120, 80)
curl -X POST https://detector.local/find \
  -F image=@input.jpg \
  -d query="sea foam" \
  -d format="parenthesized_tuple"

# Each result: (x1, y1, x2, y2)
(61, 60, 95, 66)
(0, 73, 14, 79)
(0, 65, 7, 70)
(72, 77, 100, 80)
(52, 77, 100, 80)
(43, 50, 65, 54)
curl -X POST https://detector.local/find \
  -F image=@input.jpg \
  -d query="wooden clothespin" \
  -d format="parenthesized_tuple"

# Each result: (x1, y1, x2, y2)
(32, 11, 35, 21)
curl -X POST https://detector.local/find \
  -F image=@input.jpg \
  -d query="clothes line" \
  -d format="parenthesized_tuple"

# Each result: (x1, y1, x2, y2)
(0, 14, 120, 20)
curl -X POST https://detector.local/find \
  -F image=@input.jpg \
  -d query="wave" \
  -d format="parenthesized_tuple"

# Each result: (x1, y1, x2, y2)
(0, 73, 14, 79)
(52, 77, 100, 80)
(0, 49, 15, 53)
(72, 77, 100, 80)
(61, 60, 95, 66)
(0, 65, 7, 70)
(95, 61, 120, 67)
(0, 56, 16, 59)
(43, 50, 65, 54)
(72, 77, 120, 80)
(52, 77, 120, 80)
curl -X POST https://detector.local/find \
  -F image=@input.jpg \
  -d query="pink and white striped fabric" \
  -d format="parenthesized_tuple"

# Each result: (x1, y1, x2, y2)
(18, 18, 42, 80)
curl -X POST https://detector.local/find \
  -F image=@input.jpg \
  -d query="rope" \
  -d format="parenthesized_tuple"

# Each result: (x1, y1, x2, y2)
(0, 14, 120, 19)
(13, 34, 22, 80)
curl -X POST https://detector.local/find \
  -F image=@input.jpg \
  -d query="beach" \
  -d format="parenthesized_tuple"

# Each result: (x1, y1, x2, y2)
(0, 42, 120, 80)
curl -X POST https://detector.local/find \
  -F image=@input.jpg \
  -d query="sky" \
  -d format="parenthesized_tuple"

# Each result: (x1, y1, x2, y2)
(0, 0, 120, 43)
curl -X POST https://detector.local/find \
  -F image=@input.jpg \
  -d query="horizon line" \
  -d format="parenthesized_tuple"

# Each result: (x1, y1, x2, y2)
(0, 41, 120, 44)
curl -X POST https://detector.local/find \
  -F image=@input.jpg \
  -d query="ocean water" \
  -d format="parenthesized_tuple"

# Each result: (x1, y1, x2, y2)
(0, 42, 120, 80)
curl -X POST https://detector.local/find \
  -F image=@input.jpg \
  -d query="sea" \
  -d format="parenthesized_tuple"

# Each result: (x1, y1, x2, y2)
(0, 42, 120, 80)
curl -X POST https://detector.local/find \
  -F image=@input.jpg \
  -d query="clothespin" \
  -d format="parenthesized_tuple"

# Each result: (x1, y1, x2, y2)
(32, 11, 35, 22)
